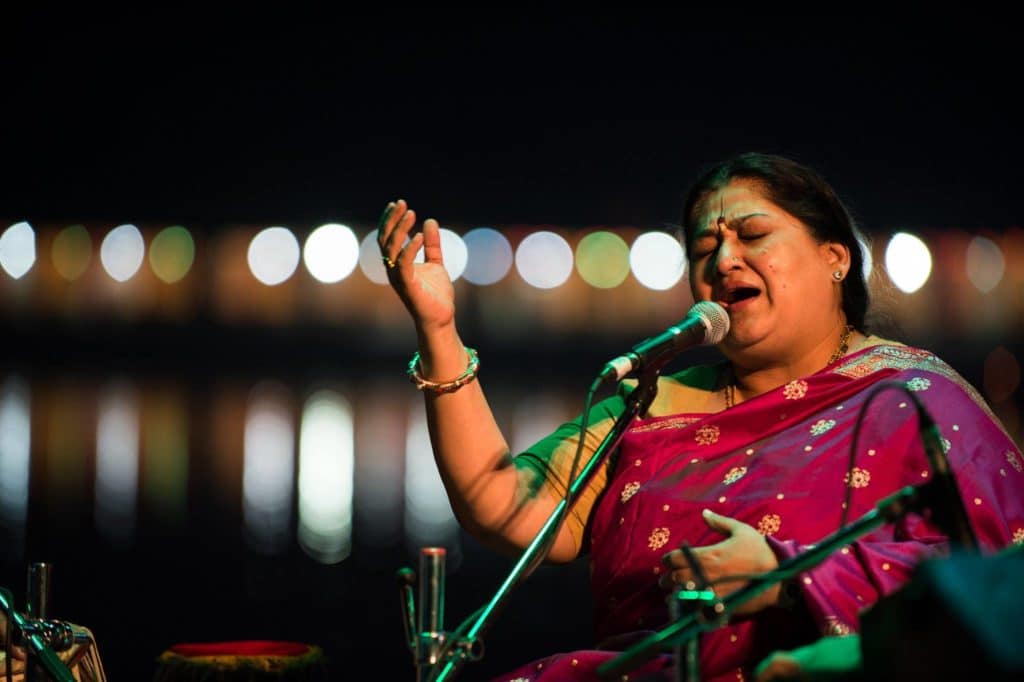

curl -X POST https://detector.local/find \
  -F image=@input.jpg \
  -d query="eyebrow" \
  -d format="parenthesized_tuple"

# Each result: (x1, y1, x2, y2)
(692, 212, 770, 239)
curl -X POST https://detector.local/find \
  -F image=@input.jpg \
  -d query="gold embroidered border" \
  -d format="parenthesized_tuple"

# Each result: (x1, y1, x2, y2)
(833, 344, 1001, 429)
(630, 415, 703, 433)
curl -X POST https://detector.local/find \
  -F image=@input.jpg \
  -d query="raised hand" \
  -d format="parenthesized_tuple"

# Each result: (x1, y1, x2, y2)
(377, 199, 456, 333)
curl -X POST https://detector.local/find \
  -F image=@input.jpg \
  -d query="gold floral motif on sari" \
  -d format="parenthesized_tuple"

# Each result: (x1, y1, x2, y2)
(723, 467, 747, 485)
(695, 424, 720, 445)
(1007, 450, 1023, 473)
(648, 527, 671, 550)
(783, 380, 808, 400)
(844, 467, 871, 488)
(757, 514, 781, 536)
(906, 376, 932, 391)
(810, 419, 837, 436)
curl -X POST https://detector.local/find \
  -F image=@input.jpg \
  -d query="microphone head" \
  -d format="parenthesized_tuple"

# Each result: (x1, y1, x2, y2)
(690, 301, 730, 344)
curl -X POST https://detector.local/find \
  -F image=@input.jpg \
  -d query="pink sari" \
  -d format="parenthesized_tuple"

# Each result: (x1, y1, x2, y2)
(498, 344, 1024, 681)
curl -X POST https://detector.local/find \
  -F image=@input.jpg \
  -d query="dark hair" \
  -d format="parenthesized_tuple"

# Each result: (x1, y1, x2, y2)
(681, 152, 870, 331)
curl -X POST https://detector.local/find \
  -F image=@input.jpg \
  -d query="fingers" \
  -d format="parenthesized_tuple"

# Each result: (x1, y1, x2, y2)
(377, 200, 447, 272)
(383, 207, 417, 267)
(397, 232, 424, 272)
(701, 508, 740, 535)
(376, 199, 403, 252)
(658, 567, 698, 591)
(753, 652, 802, 682)
(659, 549, 702, 591)
(422, 218, 444, 265)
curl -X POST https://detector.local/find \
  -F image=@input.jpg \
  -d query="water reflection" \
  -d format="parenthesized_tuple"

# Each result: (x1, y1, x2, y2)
(95, 381, 139, 544)
(403, 401, 460, 563)
(298, 389, 353, 564)
(243, 382, 295, 554)
(0, 377, 30, 559)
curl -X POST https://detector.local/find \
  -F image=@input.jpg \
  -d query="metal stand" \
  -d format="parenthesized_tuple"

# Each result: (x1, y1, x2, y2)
(399, 367, 664, 682)
(26, 562, 52, 682)
(0, 587, 75, 682)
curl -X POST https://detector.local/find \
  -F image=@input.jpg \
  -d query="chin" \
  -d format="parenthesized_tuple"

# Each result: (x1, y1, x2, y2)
(721, 329, 774, 360)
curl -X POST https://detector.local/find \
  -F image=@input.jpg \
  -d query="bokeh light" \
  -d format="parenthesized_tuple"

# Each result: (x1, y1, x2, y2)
(576, 231, 631, 289)
(413, 228, 468, 281)
(884, 232, 932, 294)
(100, 224, 145, 282)
(51, 225, 92, 281)
(243, 384, 295, 554)
(358, 231, 389, 285)
(404, 404, 458, 554)
(142, 391, 189, 525)
(0, 377, 31, 530)
(515, 231, 574, 289)
(149, 225, 195, 284)
(965, 235, 1005, 293)
(303, 223, 360, 284)
(462, 227, 513, 285)
(248, 227, 300, 286)
(95, 382, 139, 543)
(630, 231, 685, 291)
(298, 390, 354, 564)
(0, 221, 36, 279)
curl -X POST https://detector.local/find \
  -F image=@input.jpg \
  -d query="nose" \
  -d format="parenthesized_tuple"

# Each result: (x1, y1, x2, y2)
(712, 236, 743, 276)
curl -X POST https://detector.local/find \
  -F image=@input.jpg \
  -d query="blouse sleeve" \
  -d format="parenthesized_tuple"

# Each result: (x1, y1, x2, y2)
(513, 389, 628, 554)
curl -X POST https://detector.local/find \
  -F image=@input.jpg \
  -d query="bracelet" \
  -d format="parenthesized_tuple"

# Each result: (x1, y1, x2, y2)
(407, 347, 480, 394)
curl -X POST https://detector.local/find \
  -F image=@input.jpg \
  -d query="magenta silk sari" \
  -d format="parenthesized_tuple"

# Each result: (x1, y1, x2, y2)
(495, 344, 1024, 682)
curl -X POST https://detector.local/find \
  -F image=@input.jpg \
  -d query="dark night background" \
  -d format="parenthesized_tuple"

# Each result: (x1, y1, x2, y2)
(1, 11, 1021, 681)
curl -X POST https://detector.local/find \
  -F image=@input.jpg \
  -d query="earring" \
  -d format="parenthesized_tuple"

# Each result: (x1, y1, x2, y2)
(832, 270, 844, 281)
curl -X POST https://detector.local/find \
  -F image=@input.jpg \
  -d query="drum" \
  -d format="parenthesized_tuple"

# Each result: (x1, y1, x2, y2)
(153, 641, 328, 681)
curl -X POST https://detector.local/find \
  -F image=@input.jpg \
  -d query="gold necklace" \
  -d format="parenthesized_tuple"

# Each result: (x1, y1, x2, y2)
(724, 324, 854, 409)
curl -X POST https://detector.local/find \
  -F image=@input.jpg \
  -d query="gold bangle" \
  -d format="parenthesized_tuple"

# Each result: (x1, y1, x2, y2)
(407, 347, 480, 394)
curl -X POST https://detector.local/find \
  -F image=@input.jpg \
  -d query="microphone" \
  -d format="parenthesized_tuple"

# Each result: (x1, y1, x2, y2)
(417, 547, 446, 667)
(396, 567, 417, 652)
(599, 301, 730, 383)
(913, 403, 978, 551)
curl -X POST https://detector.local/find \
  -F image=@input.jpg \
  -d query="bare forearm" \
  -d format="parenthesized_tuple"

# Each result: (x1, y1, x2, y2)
(416, 324, 576, 560)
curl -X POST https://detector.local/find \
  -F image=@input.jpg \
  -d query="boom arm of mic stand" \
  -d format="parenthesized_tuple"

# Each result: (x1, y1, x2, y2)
(597, 484, 925, 680)
(429, 370, 663, 682)
(0, 588, 75, 682)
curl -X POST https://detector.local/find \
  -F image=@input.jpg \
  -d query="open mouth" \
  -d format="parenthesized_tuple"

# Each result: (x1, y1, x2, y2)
(718, 286, 761, 308)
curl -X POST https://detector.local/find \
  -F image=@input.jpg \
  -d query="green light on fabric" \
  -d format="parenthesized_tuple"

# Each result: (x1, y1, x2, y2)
(149, 226, 195, 283)
(575, 231, 630, 289)
(51, 225, 92, 281)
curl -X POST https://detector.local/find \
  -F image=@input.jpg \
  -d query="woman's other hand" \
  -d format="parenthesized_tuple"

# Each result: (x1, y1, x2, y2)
(377, 199, 455, 334)
(659, 509, 781, 615)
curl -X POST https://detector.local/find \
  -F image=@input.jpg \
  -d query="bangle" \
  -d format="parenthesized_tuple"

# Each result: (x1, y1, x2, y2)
(407, 347, 480, 394)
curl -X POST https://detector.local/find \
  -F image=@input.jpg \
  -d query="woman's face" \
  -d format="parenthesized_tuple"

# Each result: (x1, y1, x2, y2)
(688, 179, 846, 364)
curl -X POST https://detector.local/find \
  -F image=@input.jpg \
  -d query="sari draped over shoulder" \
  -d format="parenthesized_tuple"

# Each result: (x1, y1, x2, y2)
(499, 344, 1024, 682)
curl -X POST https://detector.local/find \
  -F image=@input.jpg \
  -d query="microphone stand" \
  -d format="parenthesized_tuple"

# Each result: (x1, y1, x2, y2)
(0, 588, 75, 682)
(597, 480, 952, 680)
(408, 365, 664, 682)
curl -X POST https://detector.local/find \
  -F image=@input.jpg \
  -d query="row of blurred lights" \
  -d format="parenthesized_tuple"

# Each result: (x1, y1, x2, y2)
(0, 221, 1012, 294)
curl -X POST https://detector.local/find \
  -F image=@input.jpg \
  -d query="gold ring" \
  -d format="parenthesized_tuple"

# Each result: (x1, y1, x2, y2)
(382, 255, 396, 269)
